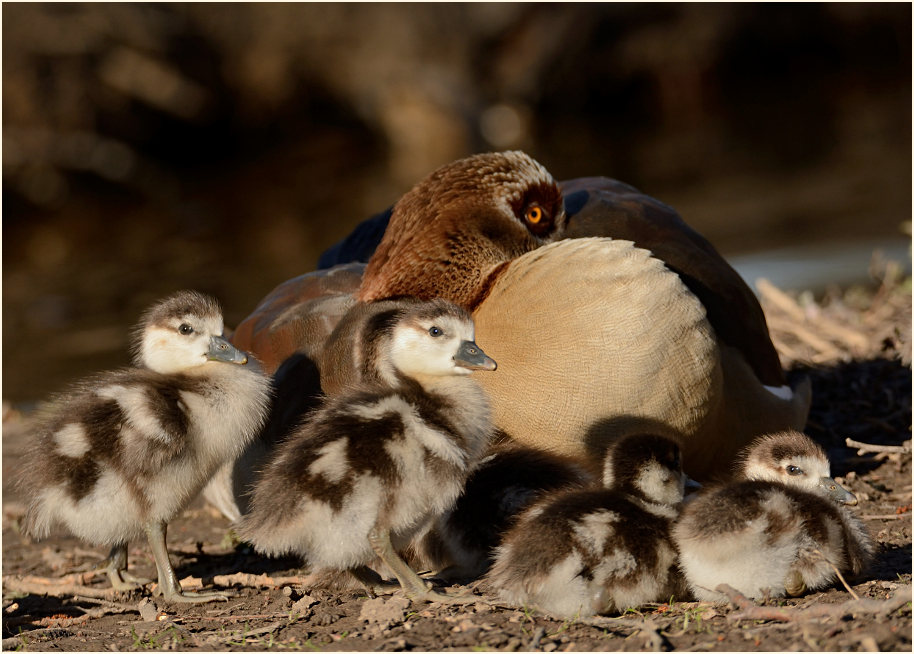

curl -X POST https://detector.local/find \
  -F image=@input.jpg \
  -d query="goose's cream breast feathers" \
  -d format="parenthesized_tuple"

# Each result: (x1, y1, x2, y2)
(473, 237, 719, 464)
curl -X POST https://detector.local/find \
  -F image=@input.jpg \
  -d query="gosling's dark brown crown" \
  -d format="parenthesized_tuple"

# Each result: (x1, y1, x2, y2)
(603, 433, 682, 493)
(396, 297, 474, 330)
(359, 151, 565, 308)
(735, 430, 828, 477)
(358, 298, 474, 374)
(139, 290, 222, 328)
(129, 290, 222, 358)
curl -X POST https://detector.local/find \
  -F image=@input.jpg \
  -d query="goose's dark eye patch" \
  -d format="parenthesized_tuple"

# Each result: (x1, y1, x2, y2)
(511, 182, 563, 239)
(178, 324, 194, 335)
(786, 465, 803, 475)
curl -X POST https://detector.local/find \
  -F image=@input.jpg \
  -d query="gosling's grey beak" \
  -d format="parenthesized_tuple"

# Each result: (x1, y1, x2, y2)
(684, 475, 702, 491)
(208, 335, 249, 365)
(454, 340, 497, 371)
(820, 476, 857, 505)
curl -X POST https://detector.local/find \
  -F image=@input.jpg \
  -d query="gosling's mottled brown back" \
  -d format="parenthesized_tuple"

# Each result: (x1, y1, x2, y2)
(673, 431, 872, 601)
(239, 298, 495, 602)
(486, 433, 688, 618)
(18, 291, 271, 602)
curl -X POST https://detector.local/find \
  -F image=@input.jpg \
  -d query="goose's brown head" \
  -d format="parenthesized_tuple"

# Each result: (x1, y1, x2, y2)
(358, 151, 565, 310)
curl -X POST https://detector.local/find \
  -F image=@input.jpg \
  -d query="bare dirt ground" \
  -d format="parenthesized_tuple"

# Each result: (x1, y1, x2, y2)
(2, 268, 910, 652)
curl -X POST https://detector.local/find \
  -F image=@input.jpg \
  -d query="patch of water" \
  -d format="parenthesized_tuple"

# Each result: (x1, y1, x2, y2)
(728, 238, 911, 294)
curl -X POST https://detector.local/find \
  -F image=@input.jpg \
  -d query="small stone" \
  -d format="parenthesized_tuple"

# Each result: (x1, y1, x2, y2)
(282, 586, 294, 597)
(291, 595, 317, 616)
(457, 618, 477, 633)
(359, 595, 411, 629)
(137, 598, 159, 622)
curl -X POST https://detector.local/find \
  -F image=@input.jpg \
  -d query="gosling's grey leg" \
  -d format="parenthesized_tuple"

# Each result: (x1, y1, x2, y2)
(349, 565, 403, 598)
(144, 521, 232, 603)
(367, 527, 475, 604)
(424, 562, 487, 585)
(101, 543, 152, 591)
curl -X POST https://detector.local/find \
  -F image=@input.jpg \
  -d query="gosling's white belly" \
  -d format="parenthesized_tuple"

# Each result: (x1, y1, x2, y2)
(247, 390, 487, 569)
(676, 521, 800, 600)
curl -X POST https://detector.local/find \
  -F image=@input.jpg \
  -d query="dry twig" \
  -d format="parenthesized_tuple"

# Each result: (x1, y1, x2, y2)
(172, 612, 294, 623)
(528, 625, 546, 649)
(846, 438, 912, 455)
(716, 584, 793, 622)
(3, 574, 119, 600)
(812, 549, 860, 600)
(209, 572, 303, 589)
(199, 621, 285, 645)
(715, 584, 912, 624)
(2, 628, 72, 649)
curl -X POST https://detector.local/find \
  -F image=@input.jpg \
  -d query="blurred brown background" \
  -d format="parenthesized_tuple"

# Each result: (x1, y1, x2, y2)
(3, 3, 911, 403)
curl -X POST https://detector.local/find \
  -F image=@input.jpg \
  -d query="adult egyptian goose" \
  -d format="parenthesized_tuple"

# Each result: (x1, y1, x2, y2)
(486, 433, 690, 618)
(19, 291, 271, 603)
(673, 431, 871, 601)
(228, 151, 810, 488)
(238, 298, 497, 603)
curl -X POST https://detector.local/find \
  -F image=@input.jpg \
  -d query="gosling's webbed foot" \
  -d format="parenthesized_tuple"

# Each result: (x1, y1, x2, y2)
(408, 588, 478, 605)
(350, 566, 404, 598)
(365, 527, 478, 605)
(784, 570, 807, 597)
(144, 520, 233, 604)
(101, 543, 152, 591)
(107, 569, 153, 592)
(421, 564, 484, 585)
(155, 587, 235, 604)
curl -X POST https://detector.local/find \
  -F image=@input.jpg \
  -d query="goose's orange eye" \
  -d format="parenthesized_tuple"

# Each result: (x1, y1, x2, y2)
(525, 206, 543, 224)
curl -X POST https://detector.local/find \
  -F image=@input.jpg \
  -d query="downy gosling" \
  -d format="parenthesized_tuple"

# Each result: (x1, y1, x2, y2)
(673, 430, 872, 601)
(486, 433, 690, 618)
(20, 291, 271, 603)
(239, 298, 496, 603)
